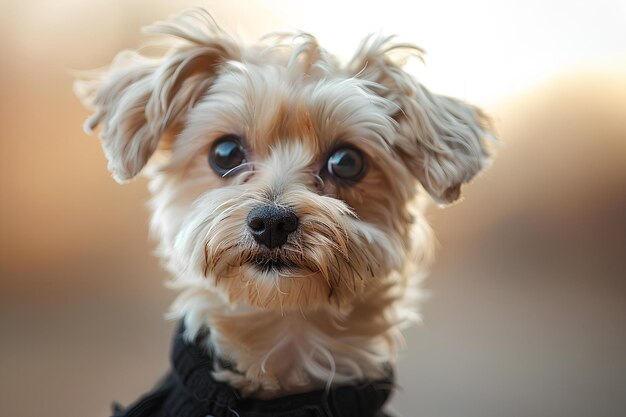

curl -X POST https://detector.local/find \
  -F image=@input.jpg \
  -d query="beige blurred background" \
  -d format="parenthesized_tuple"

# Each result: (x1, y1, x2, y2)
(1, 1, 625, 417)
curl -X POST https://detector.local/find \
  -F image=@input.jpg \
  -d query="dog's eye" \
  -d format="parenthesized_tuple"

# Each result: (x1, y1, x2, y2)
(327, 147, 366, 181)
(209, 135, 245, 175)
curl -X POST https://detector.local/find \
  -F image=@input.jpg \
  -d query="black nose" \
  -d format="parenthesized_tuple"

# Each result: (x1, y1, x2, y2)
(247, 205, 298, 249)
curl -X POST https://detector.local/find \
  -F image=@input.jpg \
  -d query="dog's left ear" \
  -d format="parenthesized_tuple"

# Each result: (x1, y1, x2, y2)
(347, 36, 495, 204)
(74, 9, 240, 182)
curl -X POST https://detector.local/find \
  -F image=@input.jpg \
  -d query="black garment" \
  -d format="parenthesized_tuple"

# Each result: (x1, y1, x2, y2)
(112, 323, 394, 417)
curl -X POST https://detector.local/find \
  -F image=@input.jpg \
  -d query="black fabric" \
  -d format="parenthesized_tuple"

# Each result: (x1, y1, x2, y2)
(112, 323, 395, 417)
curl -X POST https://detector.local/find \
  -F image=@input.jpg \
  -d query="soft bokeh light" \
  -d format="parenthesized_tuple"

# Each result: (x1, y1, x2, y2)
(1, 2, 625, 417)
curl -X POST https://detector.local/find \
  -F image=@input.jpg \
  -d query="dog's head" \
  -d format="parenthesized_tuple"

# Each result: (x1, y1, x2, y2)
(75, 9, 493, 311)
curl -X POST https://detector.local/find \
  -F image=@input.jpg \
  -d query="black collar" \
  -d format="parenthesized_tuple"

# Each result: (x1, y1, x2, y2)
(113, 322, 395, 417)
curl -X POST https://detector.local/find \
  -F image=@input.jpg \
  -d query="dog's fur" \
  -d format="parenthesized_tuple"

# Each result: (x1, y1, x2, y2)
(75, 8, 494, 398)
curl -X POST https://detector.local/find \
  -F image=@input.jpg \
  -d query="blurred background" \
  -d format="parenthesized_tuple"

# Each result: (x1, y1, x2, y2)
(1, 1, 625, 416)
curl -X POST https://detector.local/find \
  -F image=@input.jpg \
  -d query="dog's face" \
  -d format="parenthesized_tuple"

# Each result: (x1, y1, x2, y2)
(152, 65, 416, 310)
(75, 10, 493, 311)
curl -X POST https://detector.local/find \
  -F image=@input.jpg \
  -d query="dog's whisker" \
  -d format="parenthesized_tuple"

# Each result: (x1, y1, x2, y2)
(203, 240, 209, 277)
(221, 161, 254, 178)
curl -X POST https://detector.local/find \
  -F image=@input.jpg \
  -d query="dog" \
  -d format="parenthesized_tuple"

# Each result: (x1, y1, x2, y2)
(74, 8, 494, 417)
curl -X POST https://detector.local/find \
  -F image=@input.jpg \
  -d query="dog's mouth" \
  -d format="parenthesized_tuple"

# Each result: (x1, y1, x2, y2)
(250, 256, 299, 273)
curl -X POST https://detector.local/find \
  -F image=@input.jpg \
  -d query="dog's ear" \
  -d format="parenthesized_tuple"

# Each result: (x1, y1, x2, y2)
(74, 9, 240, 182)
(347, 36, 495, 204)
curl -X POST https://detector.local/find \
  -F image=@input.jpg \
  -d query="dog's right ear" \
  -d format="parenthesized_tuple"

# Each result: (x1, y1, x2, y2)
(74, 9, 240, 182)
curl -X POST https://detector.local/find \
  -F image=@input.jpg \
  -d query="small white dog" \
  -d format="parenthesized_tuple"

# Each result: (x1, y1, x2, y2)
(75, 8, 494, 417)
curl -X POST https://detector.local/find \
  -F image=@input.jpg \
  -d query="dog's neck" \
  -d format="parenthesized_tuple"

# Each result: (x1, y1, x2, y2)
(169, 276, 418, 398)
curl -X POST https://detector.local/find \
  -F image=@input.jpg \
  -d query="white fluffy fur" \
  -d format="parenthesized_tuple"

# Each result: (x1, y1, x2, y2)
(75, 8, 494, 398)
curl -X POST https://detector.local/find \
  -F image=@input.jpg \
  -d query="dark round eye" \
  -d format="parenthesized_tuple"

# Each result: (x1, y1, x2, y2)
(327, 147, 366, 181)
(209, 135, 245, 175)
